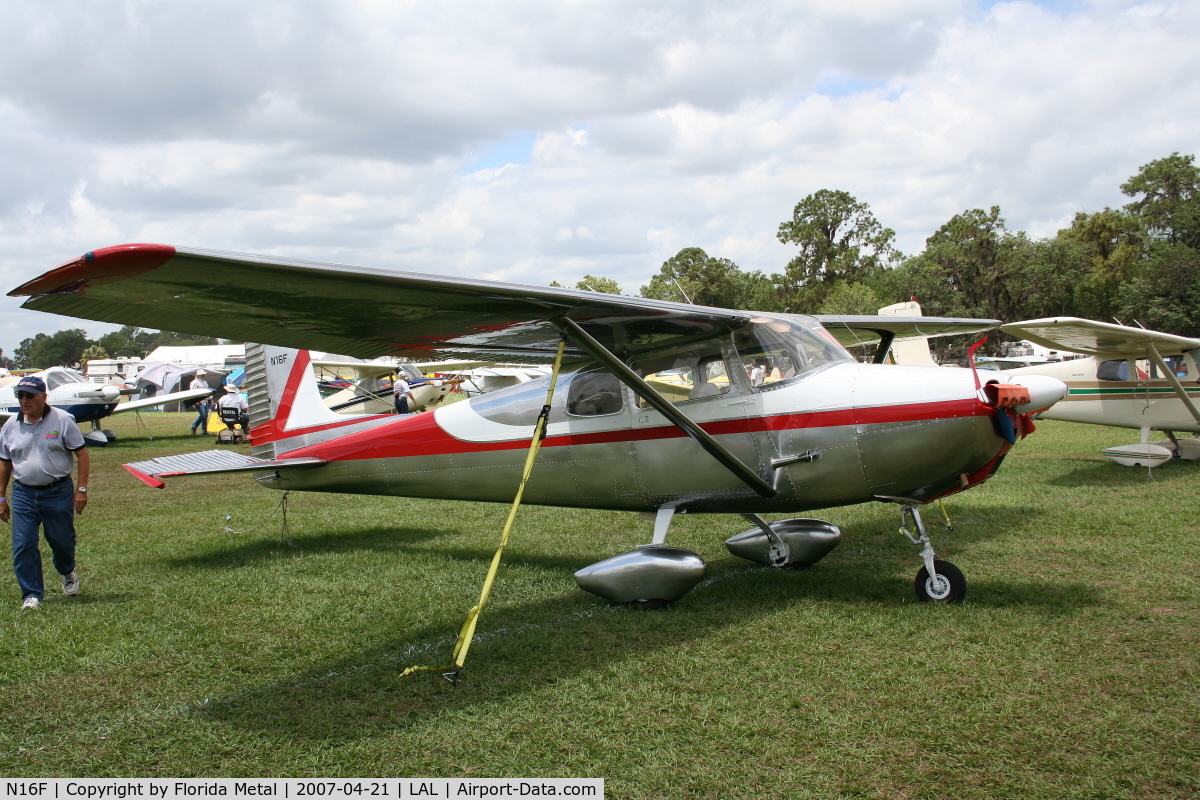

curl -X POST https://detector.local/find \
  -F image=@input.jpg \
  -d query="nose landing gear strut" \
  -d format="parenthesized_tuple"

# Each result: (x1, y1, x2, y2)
(898, 503, 966, 603)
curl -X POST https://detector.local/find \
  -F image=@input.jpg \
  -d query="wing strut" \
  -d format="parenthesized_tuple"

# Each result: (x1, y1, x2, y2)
(1147, 344, 1200, 426)
(553, 317, 777, 499)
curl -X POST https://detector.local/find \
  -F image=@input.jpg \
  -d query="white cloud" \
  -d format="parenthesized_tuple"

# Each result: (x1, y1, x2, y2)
(1, 0, 1198, 357)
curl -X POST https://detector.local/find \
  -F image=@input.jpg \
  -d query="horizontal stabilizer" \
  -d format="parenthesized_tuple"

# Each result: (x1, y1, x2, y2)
(111, 387, 214, 415)
(123, 449, 326, 487)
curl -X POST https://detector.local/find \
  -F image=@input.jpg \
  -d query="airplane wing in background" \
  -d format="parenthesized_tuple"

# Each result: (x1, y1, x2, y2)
(110, 387, 215, 415)
(814, 315, 1000, 359)
(815, 315, 1000, 347)
(1000, 317, 1200, 358)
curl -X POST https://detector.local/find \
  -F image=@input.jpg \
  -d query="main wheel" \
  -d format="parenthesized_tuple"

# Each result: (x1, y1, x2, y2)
(914, 560, 966, 603)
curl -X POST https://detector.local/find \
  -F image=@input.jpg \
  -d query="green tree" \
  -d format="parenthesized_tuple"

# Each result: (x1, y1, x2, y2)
(80, 344, 108, 372)
(575, 275, 622, 294)
(1121, 152, 1200, 248)
(640, 247, 773, 310)
(1119, 243, 1200, 336)
(819, 282, 883, 315)
(14, 329, 91, 369)
(1054, 209, 1145, 322)
(774, 190, 899, 312)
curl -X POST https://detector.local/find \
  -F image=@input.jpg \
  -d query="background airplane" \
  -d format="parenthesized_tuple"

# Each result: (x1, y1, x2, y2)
(312, 359, 455, 414)
(0, 364, 213, 445)
(9, 243, 1068, 606)
(999, 317, 1200, 467)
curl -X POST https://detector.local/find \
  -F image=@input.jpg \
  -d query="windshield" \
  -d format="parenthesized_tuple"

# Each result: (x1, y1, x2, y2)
(732, 317, 851, 389)
(44, 368, 87, 391)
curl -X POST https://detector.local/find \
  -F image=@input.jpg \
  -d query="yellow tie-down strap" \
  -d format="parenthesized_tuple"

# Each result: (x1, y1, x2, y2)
(403, 337, 567, 683)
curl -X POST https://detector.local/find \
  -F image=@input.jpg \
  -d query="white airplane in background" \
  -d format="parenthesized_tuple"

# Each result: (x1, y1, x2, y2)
(0, 365, 213, 445)
(313, 359, 456, 414)
(415, 359, 551, 395)
(999, 318, 1200, 467)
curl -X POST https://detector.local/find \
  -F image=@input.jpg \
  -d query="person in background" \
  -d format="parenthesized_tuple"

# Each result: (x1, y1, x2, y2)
(393, 373, 415, 414)
(749, 360, 766, 388)
(216, 383, 250, 434)
(188, 369, 212, 435)
(0, 376, 89, 610)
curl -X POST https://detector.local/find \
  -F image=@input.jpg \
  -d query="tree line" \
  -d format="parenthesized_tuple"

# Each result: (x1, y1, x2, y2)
(576, 152, 1200, 349)
(1, 326, 219, 371)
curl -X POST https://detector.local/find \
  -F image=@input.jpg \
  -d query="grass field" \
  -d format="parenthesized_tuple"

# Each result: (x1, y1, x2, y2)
(0, 412, 1197, 798)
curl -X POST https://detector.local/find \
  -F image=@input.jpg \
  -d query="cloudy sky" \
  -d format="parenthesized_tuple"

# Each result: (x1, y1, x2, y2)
(1, 0, 1198, 356)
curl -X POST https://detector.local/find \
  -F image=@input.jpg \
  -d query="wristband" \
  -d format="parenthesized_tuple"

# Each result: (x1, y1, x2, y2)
(0, 497, 5, 503)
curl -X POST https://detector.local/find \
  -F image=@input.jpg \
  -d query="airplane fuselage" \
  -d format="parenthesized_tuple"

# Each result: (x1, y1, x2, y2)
(255, 363, 1031, 514)
(1008, 356, 1200, 433)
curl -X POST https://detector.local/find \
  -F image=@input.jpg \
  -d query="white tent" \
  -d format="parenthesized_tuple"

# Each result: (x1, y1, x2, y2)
(143, 344, 245, 369)
(134, 363, 226, 411)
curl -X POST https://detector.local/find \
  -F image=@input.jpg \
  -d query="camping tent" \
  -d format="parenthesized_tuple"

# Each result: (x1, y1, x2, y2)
(133, 363, 226, 411)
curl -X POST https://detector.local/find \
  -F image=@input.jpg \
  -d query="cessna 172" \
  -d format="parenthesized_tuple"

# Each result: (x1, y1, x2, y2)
(0, 364, 212, 444)
(999, 317, 1200, 467)
(9, 243, 1069, 605)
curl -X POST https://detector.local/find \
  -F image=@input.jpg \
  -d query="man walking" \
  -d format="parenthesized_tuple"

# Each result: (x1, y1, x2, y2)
(188, 369, 212, 435)
(0, 376, 89, 610)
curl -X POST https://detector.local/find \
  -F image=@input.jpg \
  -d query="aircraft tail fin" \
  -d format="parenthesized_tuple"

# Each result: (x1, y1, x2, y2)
(246, 343, 395, 459)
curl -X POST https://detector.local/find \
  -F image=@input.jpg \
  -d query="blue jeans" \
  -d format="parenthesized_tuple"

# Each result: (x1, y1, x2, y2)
(11, 479, 76, 601)
(191, 402, 210, 432)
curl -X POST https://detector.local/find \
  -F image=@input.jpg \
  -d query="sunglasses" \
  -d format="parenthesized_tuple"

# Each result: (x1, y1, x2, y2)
(16, 392, 43, 399)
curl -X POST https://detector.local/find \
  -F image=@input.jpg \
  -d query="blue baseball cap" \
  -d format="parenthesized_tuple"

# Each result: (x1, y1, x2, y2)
(15, 376, 47, 394)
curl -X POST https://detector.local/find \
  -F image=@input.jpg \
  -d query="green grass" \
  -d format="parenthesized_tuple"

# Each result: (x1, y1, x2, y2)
(1, 413, 1197, 798)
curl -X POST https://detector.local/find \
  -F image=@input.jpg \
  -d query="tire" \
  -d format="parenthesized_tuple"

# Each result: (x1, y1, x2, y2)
(915, 559, 966, 603)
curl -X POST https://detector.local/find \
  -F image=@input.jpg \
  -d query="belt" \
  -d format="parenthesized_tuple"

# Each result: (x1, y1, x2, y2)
(15, 475, 71, 489)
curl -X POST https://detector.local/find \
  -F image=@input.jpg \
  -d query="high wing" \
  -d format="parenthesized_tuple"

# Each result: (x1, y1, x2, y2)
(1000, 317, 1200, 358)
(110, 387, 215, 415)
(9, 244, 755, 364)
(814, 315, 1000, 361)
(311, 360, 398, 379)
(10, 244, 1001, 366)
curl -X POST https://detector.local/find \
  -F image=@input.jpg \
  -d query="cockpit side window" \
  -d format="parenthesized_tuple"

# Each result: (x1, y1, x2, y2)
(1096, 360, 1129, 381)
(566, 370, 624, 417)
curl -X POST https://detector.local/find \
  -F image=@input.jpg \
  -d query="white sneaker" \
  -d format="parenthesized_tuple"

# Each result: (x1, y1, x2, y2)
(21, 596, 40, 610)
(62, 571, 79, 596)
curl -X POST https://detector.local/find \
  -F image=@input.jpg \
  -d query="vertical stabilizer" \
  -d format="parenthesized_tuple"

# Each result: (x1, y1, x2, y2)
(878, 301, 940, 367)
(246, 344, 395, 459)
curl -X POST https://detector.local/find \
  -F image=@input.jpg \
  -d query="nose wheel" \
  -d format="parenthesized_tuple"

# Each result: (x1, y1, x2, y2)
(898, 503, 967, 604)
(915, 559, 966, 603)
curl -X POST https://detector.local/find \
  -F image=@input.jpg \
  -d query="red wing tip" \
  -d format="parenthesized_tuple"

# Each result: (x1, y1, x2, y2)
(122, 463, 167, 489)
(9, 243, 177, 298)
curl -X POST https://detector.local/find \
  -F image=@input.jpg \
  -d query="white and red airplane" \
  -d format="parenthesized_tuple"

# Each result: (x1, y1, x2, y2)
(9, 243, 1068, 605)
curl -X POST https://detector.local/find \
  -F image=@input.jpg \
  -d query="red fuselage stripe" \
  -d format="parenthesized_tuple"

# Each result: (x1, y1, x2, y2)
(278, 398, 988, 462)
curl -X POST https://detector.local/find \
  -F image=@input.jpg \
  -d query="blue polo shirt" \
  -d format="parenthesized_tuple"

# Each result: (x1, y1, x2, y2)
(0, 405, 85, 487)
